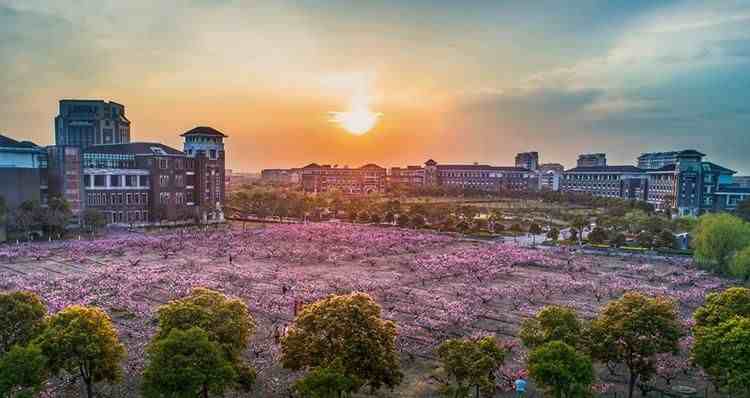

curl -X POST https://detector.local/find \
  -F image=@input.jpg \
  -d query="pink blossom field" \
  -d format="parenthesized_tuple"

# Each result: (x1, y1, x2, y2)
(0, 223, 731, 396)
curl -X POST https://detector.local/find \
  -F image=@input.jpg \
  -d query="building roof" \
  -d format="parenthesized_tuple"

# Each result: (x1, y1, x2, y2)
(703, 162, 736, 175)
(83, 142, 185, 156)
(647, 164, 677, 172)
(424, 159, 437, 166)
(715, 186, 750, 194)
(301, 163, 385, 170)
(436, 164, 531, 172)
(565, 165, 646, 173)
(180, 126, 228, 137)
(0, 134, 41, 149)
(638, 149, 706, 159)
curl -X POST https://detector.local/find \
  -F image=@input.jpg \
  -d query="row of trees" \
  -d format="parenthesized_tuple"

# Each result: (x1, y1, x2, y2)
(693, 213, 750, 280)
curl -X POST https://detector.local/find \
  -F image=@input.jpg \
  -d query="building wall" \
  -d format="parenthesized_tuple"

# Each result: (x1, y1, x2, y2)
(55, 100, 130, 148)
(0, 168, 42, 211)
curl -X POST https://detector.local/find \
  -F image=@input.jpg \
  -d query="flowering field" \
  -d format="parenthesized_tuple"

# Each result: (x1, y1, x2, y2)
(0, 223, 731, 396)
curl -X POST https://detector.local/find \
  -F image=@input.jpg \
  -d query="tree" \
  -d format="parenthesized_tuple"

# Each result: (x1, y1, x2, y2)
(519, 305, 583, 350)
(155, 288, 256, 383)
(0, 291, 47, 354)
(528, 223, 542, 246)
(636, 231, 654, 249)
(281, 293, 402, 393)
(737, 198, 750, 222)
(509, 223, 523, 236)
(142, 327, 237, 398)
(436, 336, 508, 397)
(693, 287, 750, 329)
(587, 227, 608, 245)
(656, 230, 676, 249)
(527, 341, 594, 398)
(41, 196, 72, 237)
(693, 213, 750, 274)
(570, 216, 587, 246)
(396, 214, 410, 228)
(410, 214, 426, 229)
(546, 227, 560, 242)
(81, 208, 106, 235)
(0, 344, 48, 398)
(36, 305, 126, 398)
(730, 246, 750, 282)
(293, 366, 358, 398)
(588, 293, 682, 398)
(609, 233, 626, 248)
(12, 200, 41, 239)
(692, 316, 750, 395)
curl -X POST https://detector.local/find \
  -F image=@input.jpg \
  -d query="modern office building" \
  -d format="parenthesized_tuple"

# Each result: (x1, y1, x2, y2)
(301, 164, 387, 194)
(54, 100, 131, 149)
(423, 159, 537, 192)
(733, 176, 750, 188)
(538, 163, 564, 191)
(577, 153, 607, 168)
(515, 152, 539, 171)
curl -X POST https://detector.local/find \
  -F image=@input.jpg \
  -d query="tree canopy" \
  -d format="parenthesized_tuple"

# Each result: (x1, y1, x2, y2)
(36, 305, 126, 398)
(0, 291, 47, 354)
(281, 292, 402, 393)
(692, 316, 750, 395)
(436, 335, 508, 397)
(693, 287, 750, 329)
(519, 305, 583, 350)
(693, 213, 750, 274)
(0, 343, 47, 398)
(588, 293, 682, 398)
(528, 341, 594, 398)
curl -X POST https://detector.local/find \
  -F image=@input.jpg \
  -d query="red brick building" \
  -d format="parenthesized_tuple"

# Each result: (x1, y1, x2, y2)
(301, 163, 386, 194)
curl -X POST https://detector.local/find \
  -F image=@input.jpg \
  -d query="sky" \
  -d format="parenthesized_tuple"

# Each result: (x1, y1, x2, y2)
(1, 0, 749, 173)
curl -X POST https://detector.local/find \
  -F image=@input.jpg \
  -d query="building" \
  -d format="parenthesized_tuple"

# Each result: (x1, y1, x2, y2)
(714, 186, 750, 212)
(637, 150, 703, 170)
(733, 176, 750, 188)
(301, 164, 387, 194)
(261, 168, 300, 184)
(423, 159, 537, 192)
(54, 100, 131, 149)
(45, 125, 228, 225)
(561, 165, 648, 200)
(515, 152, 539, 171)
(577, 153, 607, 168)
(538, 163, 564, 191)
(389, 166, 425, 187)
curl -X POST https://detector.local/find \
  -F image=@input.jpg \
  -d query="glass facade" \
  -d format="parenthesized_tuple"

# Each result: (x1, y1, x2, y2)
(83, 153, 136, 169)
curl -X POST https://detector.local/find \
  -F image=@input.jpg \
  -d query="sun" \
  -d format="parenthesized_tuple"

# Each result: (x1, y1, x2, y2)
(330, 93, 382, 135)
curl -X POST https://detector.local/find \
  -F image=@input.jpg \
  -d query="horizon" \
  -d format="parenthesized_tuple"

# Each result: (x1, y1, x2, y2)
(2, 1, 749, 174)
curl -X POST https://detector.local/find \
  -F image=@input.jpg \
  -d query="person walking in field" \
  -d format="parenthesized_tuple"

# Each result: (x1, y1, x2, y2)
(514, 376, 527, 397)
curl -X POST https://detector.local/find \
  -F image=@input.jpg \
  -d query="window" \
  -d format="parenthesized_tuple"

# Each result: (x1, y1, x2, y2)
(159, 158, 169, 169)
(209, 149, 217, 159)
(110, 175, 121, 187)
(126, 175, 137, 187)
(140, 175, 149, 187)
(160, 192, 170, 204)
(160, 175, 170, 187)
(175, 174, 184, 186)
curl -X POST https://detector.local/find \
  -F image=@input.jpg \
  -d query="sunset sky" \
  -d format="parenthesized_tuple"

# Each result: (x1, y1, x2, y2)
(1, 0, 749, 173)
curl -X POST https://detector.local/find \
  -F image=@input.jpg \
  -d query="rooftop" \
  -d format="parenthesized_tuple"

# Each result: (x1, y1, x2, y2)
(180, 126, 228, 137)
(565, 165, 646, 173)
(0, 134, 42, 150)
(83, 142, 184, 156)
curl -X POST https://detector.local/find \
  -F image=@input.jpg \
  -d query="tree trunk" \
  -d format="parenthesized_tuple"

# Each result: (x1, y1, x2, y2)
(85, 379, 93, 398)
(202, 384, 209, 398)
(628, 370, 636, 398)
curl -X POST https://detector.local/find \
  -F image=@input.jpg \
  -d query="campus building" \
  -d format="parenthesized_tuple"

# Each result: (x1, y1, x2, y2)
(637, 150, 703, 170)
(260, 168, 301, 184)
(561, 165, 649, 200)
(54, 100, 131, 148)
(300, 164, 387, 194)
(515, 152, 539, 171)
(577, 153, 607, 168)
(389, 165, 426, 186)
(538, 163, 564, 191)
(423, 159, 537, 192)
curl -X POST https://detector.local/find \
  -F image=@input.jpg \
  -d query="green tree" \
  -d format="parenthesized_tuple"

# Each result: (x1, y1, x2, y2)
(588, 293, 682, 398)
(281, 293, 402, 393)
(0, 344, 48, 398)
(528, 223, 542, 246)
(36, 305, 126, 398)
(81, 208, 107, 235)
(737, 198, 750, 222)
(546, 227, 560, 242)
(519, 305, 583, 350)
(0, 291, 47, 354)
(527, 341, 594, 398)
(693, 287, 750, 329)
(410, 214, 426, 229)
(570, 216, 587, 246)
(609, 233, 626, 248)
(41, 196, 72, 237)
(730, 246, 750, 282)
(623, 210, 649, 234)
(636, 231, 655, 249)
(142, 327, 237, 398)
(436, 336, 508, 398)
(293, 365, 358, 398)
(693, 213, 750, 274)
(12, 200, 41, 239)
(692, 316, 750, 395)
(587, 227, 608, 245)
(656, 230, 676, 249)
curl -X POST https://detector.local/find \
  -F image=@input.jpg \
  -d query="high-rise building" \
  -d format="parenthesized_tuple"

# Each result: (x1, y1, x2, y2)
(515, 152, 539, 171)
(54, 100, 131, 148)
(577, 153, 607, 168)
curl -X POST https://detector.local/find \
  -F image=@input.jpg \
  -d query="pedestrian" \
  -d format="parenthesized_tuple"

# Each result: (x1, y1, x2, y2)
(514, 376, 527, 397)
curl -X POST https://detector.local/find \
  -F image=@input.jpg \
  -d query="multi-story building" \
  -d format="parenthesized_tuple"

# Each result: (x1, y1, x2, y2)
(45, 120, 228, 226)
(561, 165, 648, 200)
(637, 150, 704, 170)
(301, 164, 387, 194)
(515, 152, 539, 171)
(538, 163, 564, 191)
(714, 186, 750, 212)
(733, 176, 750, 188)
(389, 166, 425, 187)
(423, 159, 537, 192)
(261, 168, 301, 184)
(577, 153, 607, 168)
(54, 100, 131, 149)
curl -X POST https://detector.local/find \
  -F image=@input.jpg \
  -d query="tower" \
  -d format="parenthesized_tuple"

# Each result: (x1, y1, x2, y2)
(181, 126, 228, 222)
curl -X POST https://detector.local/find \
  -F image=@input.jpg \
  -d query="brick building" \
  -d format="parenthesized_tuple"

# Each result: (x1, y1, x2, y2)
(301, 163, 387, 194)
(423, 159, 537, 192)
